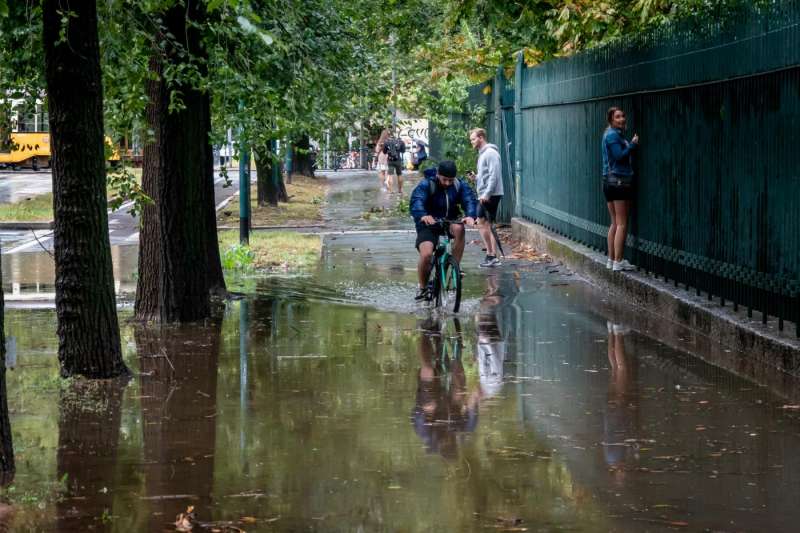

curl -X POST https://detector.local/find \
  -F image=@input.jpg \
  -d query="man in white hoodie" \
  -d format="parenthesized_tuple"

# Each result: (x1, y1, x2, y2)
(469, 128, 504, 268)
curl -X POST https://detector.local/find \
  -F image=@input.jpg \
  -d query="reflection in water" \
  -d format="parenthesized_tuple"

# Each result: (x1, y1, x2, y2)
(56, 379, 127, 531)
(412, 319, 479, 459)
(603, 321, 640, 483)
(135, 322, 221, 530)
(476, 276, 506, 398)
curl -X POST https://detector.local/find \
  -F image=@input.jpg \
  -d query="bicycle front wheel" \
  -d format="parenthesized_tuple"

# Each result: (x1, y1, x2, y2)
(438, 256, 462, 313)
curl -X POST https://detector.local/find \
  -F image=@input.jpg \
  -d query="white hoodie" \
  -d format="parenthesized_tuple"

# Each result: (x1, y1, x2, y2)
(476, 143, 504, 199)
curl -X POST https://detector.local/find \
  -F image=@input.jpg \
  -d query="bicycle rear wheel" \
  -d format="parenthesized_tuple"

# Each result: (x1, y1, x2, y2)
(438, 256, 462, 313)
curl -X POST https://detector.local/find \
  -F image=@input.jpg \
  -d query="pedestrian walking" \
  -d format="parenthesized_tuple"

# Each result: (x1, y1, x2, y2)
(382, 130, 406, 194)
(469, 128, 504, 268)
(376, 129, 389, 190)
(602, 107, 639, 272)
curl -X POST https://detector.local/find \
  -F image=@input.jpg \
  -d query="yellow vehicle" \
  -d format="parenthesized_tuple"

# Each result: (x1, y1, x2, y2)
(0, 98, 120, 171)
(0, 131, 51, 170)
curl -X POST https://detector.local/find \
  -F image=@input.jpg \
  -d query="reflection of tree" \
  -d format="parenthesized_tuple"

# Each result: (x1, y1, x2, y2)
(412, 320, 479, 460)
(135, 322, 221, 529)
(0, 253, 13, 487)
(56, 379, 127, 531)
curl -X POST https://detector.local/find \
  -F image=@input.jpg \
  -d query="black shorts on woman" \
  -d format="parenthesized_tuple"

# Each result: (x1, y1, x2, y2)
(602, 171, 633, 202)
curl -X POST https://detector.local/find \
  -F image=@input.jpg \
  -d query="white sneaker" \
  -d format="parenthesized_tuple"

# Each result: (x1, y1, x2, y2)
(618, 260, 635, 271)
(606, 259, 613, 270)
(612, 260, 635, 272)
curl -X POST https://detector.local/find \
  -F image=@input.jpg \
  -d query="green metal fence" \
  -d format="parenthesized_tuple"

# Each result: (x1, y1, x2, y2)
(428, 72, 517, 222)
(515, 1, 800, 336)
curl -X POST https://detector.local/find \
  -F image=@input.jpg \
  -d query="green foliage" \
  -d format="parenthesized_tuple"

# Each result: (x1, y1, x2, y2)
(106, 166, 151, 216)
(221, 243, 255, 272)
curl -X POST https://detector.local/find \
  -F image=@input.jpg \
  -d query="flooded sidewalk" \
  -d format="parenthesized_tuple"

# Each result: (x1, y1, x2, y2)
(3, 171, 800, 531)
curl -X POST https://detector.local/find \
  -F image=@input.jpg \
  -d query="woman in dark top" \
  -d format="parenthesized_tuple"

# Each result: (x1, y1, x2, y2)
(602, 107, 639, 272)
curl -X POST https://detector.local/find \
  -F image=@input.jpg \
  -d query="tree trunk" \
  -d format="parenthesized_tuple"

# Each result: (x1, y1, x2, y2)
(292, 135, 315, 177)
(135, 0, 225, 323)
(42, 0, 128, 377)
(254, 147, 285, 206)
(134, 54, 162, 321)
(56, 379, 126, 531)
(0, 253, 13, 487)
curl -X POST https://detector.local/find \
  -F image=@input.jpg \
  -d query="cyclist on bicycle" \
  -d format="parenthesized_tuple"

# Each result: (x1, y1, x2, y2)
(410, 160, 478, 301)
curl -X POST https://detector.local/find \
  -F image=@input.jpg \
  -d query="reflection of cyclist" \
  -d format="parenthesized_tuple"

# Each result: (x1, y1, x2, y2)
(410, 160, 477, 301)
(412, 319, 479, 459)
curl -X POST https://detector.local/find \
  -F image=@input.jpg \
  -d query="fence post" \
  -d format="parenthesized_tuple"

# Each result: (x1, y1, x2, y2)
(513, 52, 524, 219)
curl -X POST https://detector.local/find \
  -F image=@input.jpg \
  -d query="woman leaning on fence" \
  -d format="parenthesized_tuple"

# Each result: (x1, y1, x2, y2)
(602, 107, 639, 272)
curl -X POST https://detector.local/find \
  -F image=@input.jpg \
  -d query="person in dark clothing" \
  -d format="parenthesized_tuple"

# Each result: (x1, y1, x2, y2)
(602, 107, 640, 272)
(382, 132, 406, 194)
(413, 141, 427, 170)
(410, 160, 478, 301)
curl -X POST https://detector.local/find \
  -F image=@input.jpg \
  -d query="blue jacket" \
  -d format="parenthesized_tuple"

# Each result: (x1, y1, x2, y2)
(602, 127, 636, 178)
(410, 168, 478, 226)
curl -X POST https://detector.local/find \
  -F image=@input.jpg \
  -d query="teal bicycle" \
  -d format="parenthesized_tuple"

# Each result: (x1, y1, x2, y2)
(425, 219, 463, 313)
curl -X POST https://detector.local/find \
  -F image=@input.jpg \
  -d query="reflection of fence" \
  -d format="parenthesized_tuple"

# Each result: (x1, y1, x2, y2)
(443, 3, 800, 335)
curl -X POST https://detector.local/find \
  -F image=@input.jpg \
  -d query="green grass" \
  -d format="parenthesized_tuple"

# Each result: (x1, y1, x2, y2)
(0, 193, 53, 222)
(217, 230, 322, 271)
(218, 174, 327, 227)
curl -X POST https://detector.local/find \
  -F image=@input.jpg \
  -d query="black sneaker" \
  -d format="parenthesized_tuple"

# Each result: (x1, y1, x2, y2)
(415, 287, 430, 301)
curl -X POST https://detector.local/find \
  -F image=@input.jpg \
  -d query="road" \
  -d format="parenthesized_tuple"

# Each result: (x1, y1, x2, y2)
(0, 168, 241, 253)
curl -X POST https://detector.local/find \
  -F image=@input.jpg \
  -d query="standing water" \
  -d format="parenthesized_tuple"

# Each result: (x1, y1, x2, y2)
(2, 171, 800, 531)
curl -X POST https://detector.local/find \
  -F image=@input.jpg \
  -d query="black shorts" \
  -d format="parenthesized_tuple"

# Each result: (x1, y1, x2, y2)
(603, 183, 633, 202)
(415, 224, 451, 250)
(477, 195, 502, 221)
(387, 159, 403, 175)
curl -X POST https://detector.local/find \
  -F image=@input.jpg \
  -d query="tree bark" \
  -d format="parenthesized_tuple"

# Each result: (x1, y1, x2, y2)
(42, 0, 128, 377)
(135, 0, 225, 323)
(254, 146, 286, 206)
(134, 54, 162, 321)
(0, 252, 13, 487)
(292, 135, 315, 177)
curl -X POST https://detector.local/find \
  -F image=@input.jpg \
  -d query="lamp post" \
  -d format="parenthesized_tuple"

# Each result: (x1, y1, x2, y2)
(238, 137, 250, 245)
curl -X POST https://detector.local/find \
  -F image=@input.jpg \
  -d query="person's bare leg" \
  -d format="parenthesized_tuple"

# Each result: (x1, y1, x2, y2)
(606, 202, 616, 262)
(417, 241, 434, 287)
(397, 172, 403, 194)
(379, 170, 386, 189)
(451, 224, 465, 263)
(613, 200, 629, 262)
(478, 217, 496, 256)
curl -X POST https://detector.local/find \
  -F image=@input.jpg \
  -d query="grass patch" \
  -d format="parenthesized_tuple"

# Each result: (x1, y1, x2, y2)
(218, 174, 327, 227)
(218, 230, 322, 271)
(0, 193, 53, 221)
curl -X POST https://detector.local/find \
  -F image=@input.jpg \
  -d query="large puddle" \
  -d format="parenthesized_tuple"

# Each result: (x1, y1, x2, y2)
(2, 171, 800, 531)
(2, 235, 800, 531)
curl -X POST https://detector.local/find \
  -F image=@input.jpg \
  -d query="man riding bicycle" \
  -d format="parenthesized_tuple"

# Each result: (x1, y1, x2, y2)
(410, 160, 478, 301)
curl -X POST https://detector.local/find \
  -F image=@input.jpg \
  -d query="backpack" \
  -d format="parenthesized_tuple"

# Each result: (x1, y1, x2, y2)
(385, 138, 403, 161)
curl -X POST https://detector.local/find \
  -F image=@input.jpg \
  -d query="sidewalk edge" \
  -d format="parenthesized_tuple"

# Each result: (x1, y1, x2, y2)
(512, 217, 800, 375)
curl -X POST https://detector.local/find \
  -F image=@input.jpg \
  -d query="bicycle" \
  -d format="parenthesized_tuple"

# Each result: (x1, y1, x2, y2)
(425, 219, 463, 313)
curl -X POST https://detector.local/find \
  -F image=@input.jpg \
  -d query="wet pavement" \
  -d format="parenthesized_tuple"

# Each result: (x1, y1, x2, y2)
(1, 168, 239, 253)
(3, 171, 800, 531)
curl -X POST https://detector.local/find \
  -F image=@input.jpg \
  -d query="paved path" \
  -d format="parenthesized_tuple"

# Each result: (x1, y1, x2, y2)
(2, 170, 241, 254)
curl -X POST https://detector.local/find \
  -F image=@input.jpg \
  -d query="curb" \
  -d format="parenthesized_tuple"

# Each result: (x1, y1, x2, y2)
(0, 221, 53, 230)
(511, 217, 800, 380)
